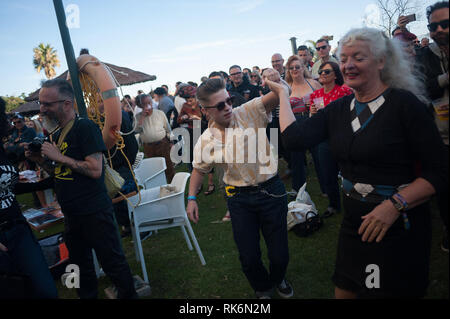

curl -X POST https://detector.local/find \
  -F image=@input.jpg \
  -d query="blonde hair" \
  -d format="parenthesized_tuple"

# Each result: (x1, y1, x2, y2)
(285, 55, 312, 85)
(337, 27, 427, 102)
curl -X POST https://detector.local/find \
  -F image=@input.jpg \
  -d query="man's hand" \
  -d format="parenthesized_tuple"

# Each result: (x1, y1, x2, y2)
(261, 68, 281, 84)
(0, 242, 7, 252)
(41, 142, 64, 163)
(397, 15, 409, 29)
(186, 200, 199, 224)
(24, 143, 44, 164)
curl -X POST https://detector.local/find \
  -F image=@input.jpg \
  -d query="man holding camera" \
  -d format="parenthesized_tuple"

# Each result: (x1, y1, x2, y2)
(27, 78, 137, 299)
(4, 113, 36, 165)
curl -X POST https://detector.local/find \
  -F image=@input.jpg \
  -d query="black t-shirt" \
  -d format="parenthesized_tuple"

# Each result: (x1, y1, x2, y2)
(52, 117, 111, 216)
(0, 147, 23, 223)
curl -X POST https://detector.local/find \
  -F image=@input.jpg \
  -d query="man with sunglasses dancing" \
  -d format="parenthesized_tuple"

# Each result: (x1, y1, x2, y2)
(311, 38, 339, 79)
(186, 69, 294, 299)
(417, 1, 449, 252)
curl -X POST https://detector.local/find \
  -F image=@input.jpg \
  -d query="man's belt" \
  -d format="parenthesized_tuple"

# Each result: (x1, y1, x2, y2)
(225, 175, 278, 197)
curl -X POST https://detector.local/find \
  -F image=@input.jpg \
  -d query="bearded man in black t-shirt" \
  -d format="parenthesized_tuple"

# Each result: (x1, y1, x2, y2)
(27, 79, 137, 299)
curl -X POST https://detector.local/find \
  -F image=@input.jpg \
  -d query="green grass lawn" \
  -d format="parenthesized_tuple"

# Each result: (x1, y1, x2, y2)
(17, 156, 449, 299)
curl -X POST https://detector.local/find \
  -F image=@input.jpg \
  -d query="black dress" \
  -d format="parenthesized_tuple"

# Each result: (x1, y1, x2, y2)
(281, 88, 448, 297)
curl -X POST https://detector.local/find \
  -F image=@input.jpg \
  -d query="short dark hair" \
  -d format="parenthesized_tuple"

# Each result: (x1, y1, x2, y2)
(196, 78, 225, 107)
(427, 1, 449, 21)
(80, 48, 90, 55)
(297, 45, 308, 51)
(316, 38, 329, 45)
(41, 78, 74, 101)
(208, 71, 223, 79)
(319, 61, 344, 86)
(229, 65, 241, 72)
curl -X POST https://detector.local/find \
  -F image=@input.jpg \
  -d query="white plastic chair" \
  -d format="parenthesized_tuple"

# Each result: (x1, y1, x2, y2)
(126, 172, 206, 284)
(133, 157, 167, 190)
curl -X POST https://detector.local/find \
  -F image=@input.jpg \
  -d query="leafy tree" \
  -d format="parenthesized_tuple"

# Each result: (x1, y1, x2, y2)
(1, 95, 25, 113)
(33, 43, 61, 79)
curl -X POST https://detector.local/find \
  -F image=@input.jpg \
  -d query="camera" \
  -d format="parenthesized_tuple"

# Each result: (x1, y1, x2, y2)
(29, 136, 48, 153)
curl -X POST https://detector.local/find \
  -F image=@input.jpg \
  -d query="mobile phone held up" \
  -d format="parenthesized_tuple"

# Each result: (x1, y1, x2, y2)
(405, 14, 416, 23)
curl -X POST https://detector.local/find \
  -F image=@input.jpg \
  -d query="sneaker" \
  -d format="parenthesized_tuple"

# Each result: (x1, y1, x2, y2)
(322, 207, 337, 218)
(140, 231, 153, 241)
(255, 288, 273, 299)
(276, 279, 293, 298)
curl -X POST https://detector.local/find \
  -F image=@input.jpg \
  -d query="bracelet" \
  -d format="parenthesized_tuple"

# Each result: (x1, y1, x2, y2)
(393, 193, 408, 211)
(187, 196, 197, 201)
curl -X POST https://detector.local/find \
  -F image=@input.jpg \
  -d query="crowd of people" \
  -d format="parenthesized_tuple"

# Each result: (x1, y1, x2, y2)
(0, 1, 448, 299)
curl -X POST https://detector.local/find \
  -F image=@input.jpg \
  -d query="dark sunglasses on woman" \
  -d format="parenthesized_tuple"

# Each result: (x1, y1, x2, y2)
(318, 69, 333, 75)
(427, 19, 449, 32)
(202, 96, 235, 111)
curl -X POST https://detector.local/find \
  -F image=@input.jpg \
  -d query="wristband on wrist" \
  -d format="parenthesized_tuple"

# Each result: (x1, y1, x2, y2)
(393, 193, 408, 211)
(187, 196, 197, 201)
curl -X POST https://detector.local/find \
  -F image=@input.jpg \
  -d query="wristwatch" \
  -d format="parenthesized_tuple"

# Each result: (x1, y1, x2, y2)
(389, 196, 404, 212)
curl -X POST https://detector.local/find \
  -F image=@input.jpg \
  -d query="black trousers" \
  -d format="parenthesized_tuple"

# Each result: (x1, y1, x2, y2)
(64, 207, 137, 299)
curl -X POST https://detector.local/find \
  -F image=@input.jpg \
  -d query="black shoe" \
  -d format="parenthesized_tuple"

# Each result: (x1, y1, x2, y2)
(255, 288, 273, 299)
(322, 207, 338, 218)
(276, 279, 293, 298)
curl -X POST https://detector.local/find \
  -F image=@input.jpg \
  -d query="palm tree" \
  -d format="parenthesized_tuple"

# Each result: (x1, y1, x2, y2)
(33, 43, 60, 79)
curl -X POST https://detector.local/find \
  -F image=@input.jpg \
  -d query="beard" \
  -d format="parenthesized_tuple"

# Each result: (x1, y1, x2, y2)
(41, 115, 59, 133)
(433, 32, 449, 46)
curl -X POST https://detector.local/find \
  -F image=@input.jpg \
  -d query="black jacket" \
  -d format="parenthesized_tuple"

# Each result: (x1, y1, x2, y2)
(417, 44, 448, 101)
(228, 77, 260, 101)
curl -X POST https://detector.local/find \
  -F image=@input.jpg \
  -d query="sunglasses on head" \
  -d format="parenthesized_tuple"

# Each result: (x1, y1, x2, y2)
(202, 96, 234, 111)
(318, 69, 333, 75)
(427, 19, 449, 32)
(316, 45, 328, 51)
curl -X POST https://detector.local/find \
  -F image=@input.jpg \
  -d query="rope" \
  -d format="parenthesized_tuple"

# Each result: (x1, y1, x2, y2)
(78, 69, 142, 207)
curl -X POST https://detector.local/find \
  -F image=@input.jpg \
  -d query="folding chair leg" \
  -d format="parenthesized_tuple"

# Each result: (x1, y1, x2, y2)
(184, 218, 206, 265)
(135, 229, 149, 284)
(180, 225, 193, 250)
(131, 224, 140, 263)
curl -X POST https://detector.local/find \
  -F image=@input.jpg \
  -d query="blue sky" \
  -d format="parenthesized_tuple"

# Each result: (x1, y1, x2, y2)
(0, 0, 436, 98)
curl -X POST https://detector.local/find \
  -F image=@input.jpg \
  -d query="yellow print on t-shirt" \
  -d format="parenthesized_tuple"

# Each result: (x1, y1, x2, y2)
(55, 141, 73, 181)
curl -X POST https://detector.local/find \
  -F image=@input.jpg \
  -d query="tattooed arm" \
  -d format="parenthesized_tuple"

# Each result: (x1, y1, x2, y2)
(40, 141, 103, 179)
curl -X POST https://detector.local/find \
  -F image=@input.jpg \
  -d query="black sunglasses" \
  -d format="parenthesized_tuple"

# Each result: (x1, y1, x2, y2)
(427, 19, 449, 32)
(316, 45, 328, 51)
(318, 69, 333, 75)
(289, 65, 302, 71)
(202, 96, 234, 111)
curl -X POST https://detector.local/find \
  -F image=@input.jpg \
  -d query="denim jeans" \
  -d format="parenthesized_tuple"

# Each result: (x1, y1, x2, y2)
(317, 141, 341, 211)
(226, 176, 289, 292)
(290, 114, 326, 193)
(64, 207, 137, 299)
(0, 222, 58, 298)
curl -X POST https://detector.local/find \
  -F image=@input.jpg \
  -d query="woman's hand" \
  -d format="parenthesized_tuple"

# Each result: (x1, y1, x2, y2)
(358, 200, 401, 243)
